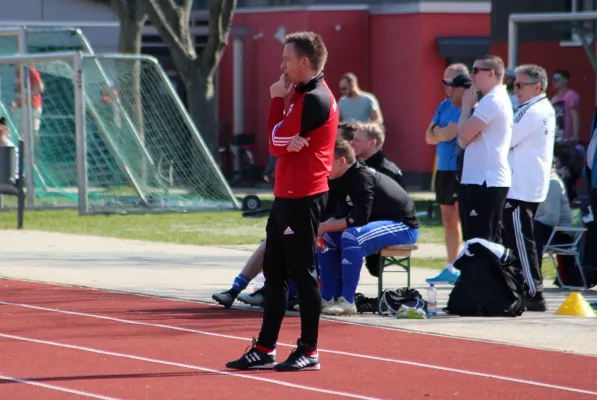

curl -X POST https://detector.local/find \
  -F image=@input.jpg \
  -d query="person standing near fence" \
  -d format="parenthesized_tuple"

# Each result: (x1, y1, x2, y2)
(501, 65, 555, 312)
(226, 31, 338, 372)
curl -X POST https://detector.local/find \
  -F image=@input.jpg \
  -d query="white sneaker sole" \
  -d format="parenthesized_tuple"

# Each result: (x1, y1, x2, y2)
(248, 362, 276, 369)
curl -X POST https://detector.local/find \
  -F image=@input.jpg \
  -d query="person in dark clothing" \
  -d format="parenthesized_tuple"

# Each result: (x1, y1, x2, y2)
(351, 123, 403, 187)
(316, 140, 420, 315)
(226, 32, 338, 373)
(349, 122, 403, 277)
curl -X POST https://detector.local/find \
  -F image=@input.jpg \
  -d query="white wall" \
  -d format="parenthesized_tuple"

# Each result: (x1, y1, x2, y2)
(0, 0, 119, 53)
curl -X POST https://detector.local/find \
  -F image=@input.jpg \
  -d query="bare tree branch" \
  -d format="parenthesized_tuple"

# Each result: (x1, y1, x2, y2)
(201, 0, 236, 74)
(146, 0, 196, 66)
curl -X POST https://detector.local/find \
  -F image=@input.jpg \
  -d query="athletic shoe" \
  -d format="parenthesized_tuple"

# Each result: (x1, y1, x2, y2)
(238, 288, 265, 307)
(225, 338, 276, 370)
(294, 297, 335, 312)
(212, 289, 238, 308)
(426, 268, 460, 284)
(321, 296, 357, 316)
(274, 339, 320, 372)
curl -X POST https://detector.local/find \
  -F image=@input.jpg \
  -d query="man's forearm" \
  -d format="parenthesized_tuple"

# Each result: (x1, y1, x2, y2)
(321, 218, 348, 233)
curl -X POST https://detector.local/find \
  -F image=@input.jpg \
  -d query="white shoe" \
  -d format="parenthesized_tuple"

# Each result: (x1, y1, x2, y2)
(322, 296, 357, 316)
(237, 289, 264, 307)
(294, 297, 336, 312)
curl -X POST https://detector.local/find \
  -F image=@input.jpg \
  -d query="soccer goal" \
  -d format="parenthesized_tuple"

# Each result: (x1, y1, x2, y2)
(0, 50, 239, 214)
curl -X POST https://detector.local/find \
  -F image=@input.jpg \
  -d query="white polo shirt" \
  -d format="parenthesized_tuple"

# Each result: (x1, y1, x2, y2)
(461, 85, 513, 187)
(506, 94, 555, 203)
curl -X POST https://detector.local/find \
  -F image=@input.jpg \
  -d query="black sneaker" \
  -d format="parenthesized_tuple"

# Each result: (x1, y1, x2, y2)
(526, 294, 548, 312)
(225, 338, 276, 370)
(212, 289, 239, 308)
(274, 339, 320, 372)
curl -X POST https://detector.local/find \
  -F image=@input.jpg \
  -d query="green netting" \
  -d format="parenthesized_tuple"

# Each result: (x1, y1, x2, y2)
(0, 29, 237, 212)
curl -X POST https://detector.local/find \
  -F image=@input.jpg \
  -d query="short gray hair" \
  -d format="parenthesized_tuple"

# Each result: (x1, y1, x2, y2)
(515, 64, 548, 92)
(447, 63, 469, 75)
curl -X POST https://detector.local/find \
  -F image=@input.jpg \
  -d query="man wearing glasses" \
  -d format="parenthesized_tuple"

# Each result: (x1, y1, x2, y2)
(502, 65, 556, 312)
(457, 55, 513, 243)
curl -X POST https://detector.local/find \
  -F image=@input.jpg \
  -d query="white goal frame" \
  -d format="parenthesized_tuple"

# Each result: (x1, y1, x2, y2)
(0, 51, 239, 215)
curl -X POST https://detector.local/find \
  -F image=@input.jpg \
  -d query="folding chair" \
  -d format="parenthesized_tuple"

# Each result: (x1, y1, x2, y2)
(544, 227, 588, 290)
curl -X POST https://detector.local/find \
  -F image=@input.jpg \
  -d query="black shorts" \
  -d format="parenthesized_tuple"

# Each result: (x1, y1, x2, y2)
(434, 170, 460, 205)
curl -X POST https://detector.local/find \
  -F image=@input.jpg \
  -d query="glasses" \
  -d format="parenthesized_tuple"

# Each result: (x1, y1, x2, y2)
(514, 82, 537, 89)
(472, 67, 492, 75)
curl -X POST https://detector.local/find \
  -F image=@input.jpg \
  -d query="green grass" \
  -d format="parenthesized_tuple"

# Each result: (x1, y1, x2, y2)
(0, 197, 443, 246)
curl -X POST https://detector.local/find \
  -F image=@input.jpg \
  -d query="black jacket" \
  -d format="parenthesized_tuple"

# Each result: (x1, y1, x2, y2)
(364, 151, 403, 187)
(332, 161, 420, 229)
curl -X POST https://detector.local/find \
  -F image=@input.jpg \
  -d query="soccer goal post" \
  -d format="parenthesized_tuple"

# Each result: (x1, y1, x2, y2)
(0, 51, 239, 215)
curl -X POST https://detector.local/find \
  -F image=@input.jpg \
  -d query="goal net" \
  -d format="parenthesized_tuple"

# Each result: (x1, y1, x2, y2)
(0, 50, 238, 213)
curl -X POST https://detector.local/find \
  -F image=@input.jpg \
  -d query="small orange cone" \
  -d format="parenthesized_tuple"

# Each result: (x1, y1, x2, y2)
(554, 292, 596, 317)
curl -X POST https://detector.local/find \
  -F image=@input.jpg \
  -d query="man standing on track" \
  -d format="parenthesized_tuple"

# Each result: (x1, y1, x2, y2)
(226, 31, 338, 372)
(457, 55, 513, 242)
(501, 65, 555, 312)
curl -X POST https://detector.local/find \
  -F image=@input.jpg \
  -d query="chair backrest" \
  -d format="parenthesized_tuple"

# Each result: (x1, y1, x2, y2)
(0, 146, 16, 185)
(544, 227, 587, 256)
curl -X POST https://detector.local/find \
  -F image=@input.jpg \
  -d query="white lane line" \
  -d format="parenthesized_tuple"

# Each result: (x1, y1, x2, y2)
(2, 300, 597, 397)
(0, 333, 379, 400)
(0, 374, 120, 400)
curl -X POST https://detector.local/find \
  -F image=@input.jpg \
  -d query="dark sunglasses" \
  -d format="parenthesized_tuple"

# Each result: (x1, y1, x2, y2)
(514, 82, 537, 89)
(472, 67, 492, 74)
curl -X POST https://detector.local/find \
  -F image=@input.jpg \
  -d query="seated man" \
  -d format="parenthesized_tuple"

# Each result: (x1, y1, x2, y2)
(316, 140, 420, 315)
(351, 122, 403, 187)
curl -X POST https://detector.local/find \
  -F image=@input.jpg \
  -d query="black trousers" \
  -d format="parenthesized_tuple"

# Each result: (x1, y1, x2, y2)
(502, 199, 542, 296)
(460, 183, 509, 242)
(257, 192, 327, 349)
(586, 167, 597, 268)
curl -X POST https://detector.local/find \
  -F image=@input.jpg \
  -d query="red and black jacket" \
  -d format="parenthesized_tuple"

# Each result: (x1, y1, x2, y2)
(268, 73, 338, 199)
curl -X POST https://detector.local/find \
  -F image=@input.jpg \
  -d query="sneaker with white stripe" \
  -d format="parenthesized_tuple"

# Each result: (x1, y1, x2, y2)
(225, 338, 276, 370)
(274, 339, 320, 372)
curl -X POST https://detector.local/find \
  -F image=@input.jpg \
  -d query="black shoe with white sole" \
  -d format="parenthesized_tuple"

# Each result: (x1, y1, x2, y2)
(212, 289, 239, 308)
(274, 339, 320, 372)
(225, 338, 276, 370)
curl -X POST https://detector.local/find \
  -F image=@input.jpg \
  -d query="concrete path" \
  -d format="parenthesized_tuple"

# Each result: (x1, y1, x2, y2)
(0, 230, 595, 356)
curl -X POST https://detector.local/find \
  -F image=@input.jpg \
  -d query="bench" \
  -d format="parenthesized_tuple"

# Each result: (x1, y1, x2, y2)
(377, 244, 418, 302)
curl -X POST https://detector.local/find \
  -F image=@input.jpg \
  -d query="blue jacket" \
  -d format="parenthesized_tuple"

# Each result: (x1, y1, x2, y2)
(586, 108, 597, 188)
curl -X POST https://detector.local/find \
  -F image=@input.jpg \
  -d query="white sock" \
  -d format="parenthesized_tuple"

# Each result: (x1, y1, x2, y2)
(446, 264, 457, 273)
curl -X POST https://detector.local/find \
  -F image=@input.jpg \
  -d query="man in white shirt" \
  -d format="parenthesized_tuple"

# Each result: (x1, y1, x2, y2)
(502, 65, 555, 312)
(457, 55, 513, 242)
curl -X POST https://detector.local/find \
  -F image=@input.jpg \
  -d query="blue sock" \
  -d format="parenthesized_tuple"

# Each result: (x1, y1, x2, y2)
(231, 274, 250, 293)
(340, 235, 364, 303)
(289, 280, 297, 298)
(317, 249, 341, 301)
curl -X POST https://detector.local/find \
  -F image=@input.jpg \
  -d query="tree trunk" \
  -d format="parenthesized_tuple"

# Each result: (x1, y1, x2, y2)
(186, 70, 218, 158)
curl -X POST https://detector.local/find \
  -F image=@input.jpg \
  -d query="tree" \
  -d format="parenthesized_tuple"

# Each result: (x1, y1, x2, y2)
(145, 0, 237, 157)
(110, 0, 148, 54)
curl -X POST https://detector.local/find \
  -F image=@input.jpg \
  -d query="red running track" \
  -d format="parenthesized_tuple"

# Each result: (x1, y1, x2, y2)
(0, 279, 596, 399)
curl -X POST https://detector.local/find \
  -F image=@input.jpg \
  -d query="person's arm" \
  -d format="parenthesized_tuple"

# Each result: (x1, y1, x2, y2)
(458, 104, 487, 144)
(433, 123, 459, 143)
(536, 180, 562, 227)
(368, 95, 383, 124)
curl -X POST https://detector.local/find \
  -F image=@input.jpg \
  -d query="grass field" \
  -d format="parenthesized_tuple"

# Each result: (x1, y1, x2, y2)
(0, 197, 444, 246)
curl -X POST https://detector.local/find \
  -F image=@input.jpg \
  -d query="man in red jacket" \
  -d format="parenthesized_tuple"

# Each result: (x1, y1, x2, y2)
(226, 31, 338, 372)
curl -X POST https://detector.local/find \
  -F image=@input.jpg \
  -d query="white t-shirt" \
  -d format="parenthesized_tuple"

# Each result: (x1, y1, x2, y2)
(461, 85, 513, 187)
(507, 94, 556, 203)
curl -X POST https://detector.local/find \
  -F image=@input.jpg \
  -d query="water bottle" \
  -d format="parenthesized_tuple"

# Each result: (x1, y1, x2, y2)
(427, 284, 437, 316)
(316, 238, 328, 253)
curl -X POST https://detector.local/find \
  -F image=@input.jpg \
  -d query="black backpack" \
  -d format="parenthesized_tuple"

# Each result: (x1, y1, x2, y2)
(446, 242, 526, 317)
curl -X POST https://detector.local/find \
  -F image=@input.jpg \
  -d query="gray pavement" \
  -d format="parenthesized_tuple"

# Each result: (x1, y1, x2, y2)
(0, 230, 595, 356)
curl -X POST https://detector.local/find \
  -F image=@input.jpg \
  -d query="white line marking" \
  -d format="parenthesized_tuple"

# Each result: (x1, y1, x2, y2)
(0, 333, 377, 400)
(1, 300, 596, 396)
(0, 374, 119, 400)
